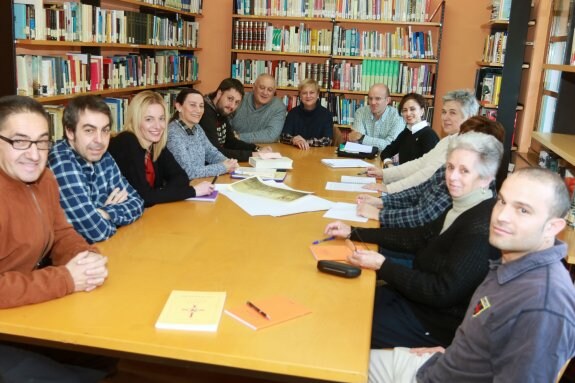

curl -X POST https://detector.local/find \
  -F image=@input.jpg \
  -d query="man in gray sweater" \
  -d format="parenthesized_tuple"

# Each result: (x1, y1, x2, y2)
(231, 74, 286, 144)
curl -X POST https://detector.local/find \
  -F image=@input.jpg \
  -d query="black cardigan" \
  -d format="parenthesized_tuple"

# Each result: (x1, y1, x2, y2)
(351, 198, 499, 346)
(379, 124, 439, 164)
(109, 131, 196, 207)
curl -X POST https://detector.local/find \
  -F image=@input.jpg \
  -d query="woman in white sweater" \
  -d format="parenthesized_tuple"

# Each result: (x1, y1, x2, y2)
(365, 89, 479, 194)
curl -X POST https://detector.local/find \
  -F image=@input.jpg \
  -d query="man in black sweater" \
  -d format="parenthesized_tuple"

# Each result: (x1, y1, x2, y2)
(199, 78, 272, 161)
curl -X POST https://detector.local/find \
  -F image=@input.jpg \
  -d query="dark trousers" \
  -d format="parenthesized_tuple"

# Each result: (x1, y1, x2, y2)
(0, 343, 114, 383)
(371, 285, 441, 349)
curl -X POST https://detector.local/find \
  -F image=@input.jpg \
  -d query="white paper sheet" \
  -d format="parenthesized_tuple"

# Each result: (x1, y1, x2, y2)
(343, 142, 374, 153)
(325, 182, 378, 193)
(340, 175, 377, 184)
(218, 180, 334, 216)
(323, 202, 368, 222)
(321, 159, 373, 168)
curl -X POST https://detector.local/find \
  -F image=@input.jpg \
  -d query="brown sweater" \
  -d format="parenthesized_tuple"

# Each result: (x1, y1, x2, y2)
(0, 168, 97, 308)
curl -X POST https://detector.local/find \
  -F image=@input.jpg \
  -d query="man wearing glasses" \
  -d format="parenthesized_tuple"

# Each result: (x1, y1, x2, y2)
(0, 95, 110, 381)
(48, 95, 143, 243)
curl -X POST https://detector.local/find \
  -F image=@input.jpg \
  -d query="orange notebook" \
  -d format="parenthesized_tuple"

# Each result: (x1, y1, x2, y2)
(225, 296, 311, 330)
(309, 239, 366, 261)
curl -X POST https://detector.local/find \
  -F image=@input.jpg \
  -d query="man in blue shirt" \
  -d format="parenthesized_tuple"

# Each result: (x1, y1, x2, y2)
(368, 167, 575, 383)
(49, 95, 144, 243)
(348, 84, 404, 152)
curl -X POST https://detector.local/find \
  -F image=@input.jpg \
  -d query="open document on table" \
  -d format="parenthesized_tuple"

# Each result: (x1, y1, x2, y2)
(218, 177, 334, 217)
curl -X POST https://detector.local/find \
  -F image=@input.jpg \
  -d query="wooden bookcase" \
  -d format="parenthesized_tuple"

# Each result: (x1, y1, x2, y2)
(474, 0, 531, 184)
(7, 0, 203, 131)
(229, 0, 445, 143)
(528, 0, 575, 170)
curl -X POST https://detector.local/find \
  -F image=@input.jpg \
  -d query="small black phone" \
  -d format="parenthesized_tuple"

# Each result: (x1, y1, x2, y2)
(317, 260, 361, 278)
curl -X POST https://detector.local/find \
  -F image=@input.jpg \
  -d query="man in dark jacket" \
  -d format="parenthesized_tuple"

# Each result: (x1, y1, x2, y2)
(200, 78, 272, 162)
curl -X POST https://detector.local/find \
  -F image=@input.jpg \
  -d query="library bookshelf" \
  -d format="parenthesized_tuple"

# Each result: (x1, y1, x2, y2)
(472, 0, 531, 184)
(9, 0, 203, 138)
(230, 0, 446, 140)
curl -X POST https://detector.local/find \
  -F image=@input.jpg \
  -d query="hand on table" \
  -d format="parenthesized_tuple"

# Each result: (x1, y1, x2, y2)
(324, 220, 352, 239)
(356, 202, 380, 221)
(292, 135, 310, 150)
(347, 130, 363, 142)
(366, 166, 383, 178)
(65, 251, 109, 292)
(362, 183, 387, 193)
(356, 194, 383, 208)
(348, 249, 385, 270)
(194, 181, 215, 196)
(223, 159, 239, 173)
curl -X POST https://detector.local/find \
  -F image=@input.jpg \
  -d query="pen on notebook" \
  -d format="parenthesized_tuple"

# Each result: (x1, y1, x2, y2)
(211, 175, 218, 184)
(246, 301, 271, 320)
(357, 170, 367, 175)
(312, 236, 335, 245)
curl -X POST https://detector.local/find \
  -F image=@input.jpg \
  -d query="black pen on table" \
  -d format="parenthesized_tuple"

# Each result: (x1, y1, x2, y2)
(246, 300, 271, 320)
(211, 175, 218, 184)
(357, 170, 367, 176)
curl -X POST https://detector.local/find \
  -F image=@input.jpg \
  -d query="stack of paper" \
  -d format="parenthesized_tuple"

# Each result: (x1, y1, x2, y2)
(325, 175, 377, 193)
(321, 159, 373, 168)
(231, 167, 287, 182)
(342, 142, 374, 153)
(249, 156, 293, 169)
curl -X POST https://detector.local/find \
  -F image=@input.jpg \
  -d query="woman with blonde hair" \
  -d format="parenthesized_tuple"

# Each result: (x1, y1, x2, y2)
(109, 90, 213, 207)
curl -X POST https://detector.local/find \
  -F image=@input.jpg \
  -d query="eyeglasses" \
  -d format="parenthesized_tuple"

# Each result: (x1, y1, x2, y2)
(0, 135, 53, 150)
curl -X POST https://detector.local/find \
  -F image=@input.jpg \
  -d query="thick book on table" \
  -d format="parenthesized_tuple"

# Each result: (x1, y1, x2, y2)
(186, 190, 218, 202)
(155, 290, 226, 332)
(225, 296, 311, 330)
(249, 156, 293, 169)
(231, 167, 287, 182)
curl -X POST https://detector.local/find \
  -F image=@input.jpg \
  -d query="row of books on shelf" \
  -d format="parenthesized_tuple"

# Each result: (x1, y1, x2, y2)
(328, 95, 366, 124)
(16, 52, 198, 97)
(234, 0, 434, 22)
(475, 67, 503, 107)
(332, 26, 435, 59)
(490, 0, 512, 21)
(232, 59, 330, 88)
(45, 87, 187, 141)
(142, 0, 203, 13)
(13, 1, 199, 47)
(231, 58, 434, 94)
(233, 21, 332, 54)
(481, 31, 507, 65)
(335, 59, 434, 93)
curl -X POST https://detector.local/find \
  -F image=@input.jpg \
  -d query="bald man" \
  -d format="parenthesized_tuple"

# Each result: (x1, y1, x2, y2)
(230, 74, 286, 144)
(349, 83, 404, 151)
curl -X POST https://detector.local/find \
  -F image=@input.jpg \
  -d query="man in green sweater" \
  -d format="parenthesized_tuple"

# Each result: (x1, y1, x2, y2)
(231, 74, 287, 144)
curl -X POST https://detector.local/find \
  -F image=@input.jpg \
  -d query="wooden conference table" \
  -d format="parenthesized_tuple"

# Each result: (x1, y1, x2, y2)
(0, 145, 379, 383)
